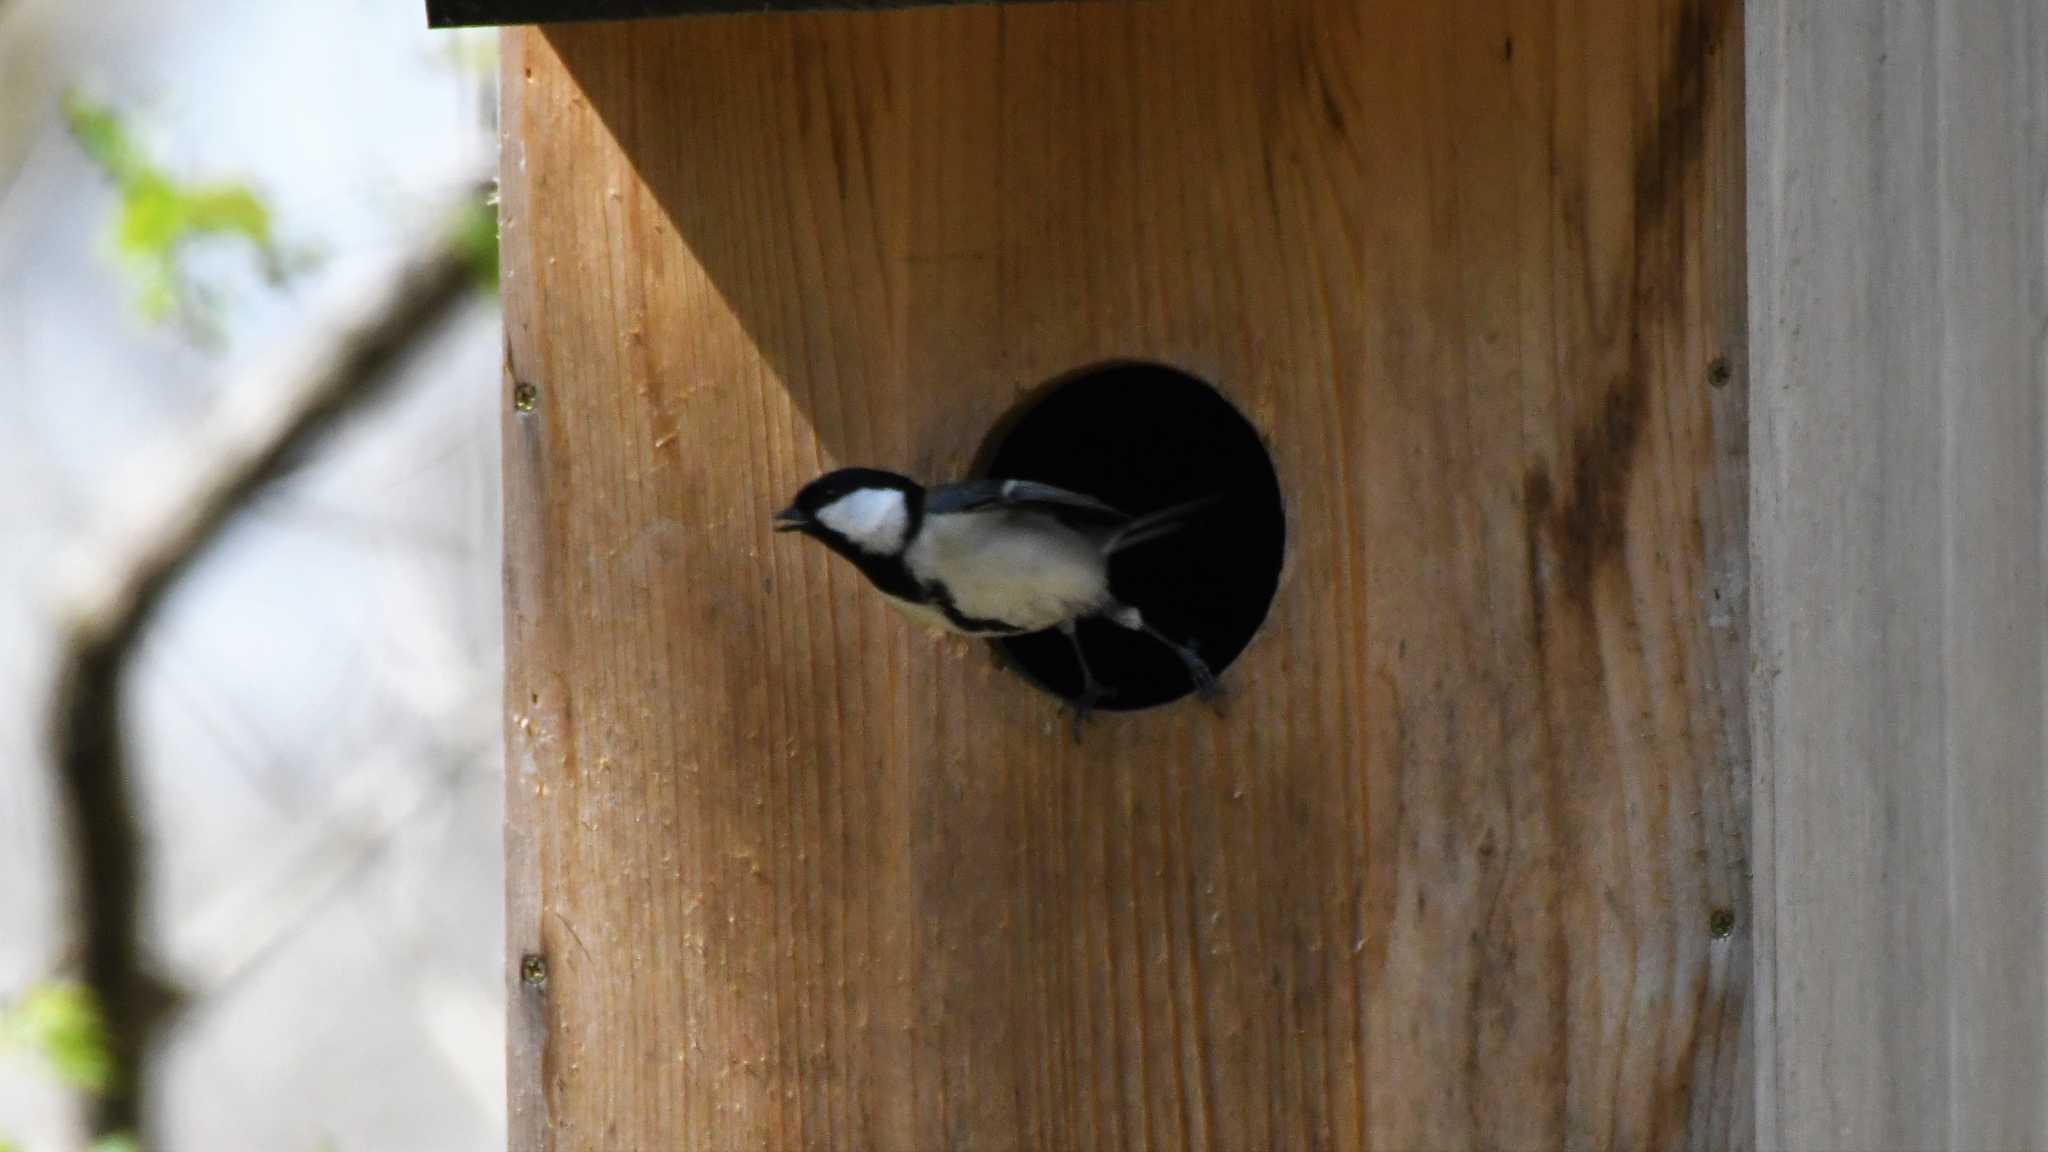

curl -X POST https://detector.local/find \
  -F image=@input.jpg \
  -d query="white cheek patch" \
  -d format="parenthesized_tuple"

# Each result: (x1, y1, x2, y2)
(817, 488, 909, 554)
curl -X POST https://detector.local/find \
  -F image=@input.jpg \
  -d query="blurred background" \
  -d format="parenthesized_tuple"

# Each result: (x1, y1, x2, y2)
(1, 0, 506, 1148)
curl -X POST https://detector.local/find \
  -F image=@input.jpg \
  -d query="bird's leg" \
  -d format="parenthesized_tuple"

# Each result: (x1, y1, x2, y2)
(1107, 605, 1224, 710)
(1059, 621, 1113, 743)
(1149, 625, 1223, 707)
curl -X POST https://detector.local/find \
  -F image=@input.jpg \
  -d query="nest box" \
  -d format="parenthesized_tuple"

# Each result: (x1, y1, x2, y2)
(486, 1, 1751, 1147)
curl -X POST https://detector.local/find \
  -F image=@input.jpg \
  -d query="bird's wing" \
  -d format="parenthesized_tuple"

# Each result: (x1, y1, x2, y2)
(924, 479, 1129, 523)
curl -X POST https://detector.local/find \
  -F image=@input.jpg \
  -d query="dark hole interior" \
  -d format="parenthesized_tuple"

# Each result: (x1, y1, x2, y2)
(978, 362, 1286, 711)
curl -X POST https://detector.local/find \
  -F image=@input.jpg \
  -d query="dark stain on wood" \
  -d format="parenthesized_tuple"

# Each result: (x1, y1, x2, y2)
(1633, 0, 1724, 230)
(1524, 375, 1650, 624)
(1525, 0, 1727, 633)
(1517, 4, 1738, 1144)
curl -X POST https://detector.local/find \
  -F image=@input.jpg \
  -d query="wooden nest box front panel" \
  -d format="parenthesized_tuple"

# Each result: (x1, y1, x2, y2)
(499, 1, 1749, 1148)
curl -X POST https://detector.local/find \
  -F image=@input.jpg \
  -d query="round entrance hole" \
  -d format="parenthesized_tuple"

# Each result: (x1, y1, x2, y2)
(978, 362, 1285, 711)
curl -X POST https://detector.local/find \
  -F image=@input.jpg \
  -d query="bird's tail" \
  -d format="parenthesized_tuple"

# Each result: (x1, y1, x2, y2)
(1104, 494, 1223, 555)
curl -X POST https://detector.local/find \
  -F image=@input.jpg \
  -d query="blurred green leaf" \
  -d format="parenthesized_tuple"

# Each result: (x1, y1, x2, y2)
(62, 90, 295, 342)
(115, 182, 182, 260)
(449, 192, 499, 293)
(93, 1136, 140, 1152)
(186, 184, 270, 240)
(3, 981, 114, 1094)
(61, 92, 147, 184)
(0, 1137, 23, 1152)
(439, 28, 499, 77)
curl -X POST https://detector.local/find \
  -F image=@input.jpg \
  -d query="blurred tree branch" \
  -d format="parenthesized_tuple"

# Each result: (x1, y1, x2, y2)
(47, 186, 493, 1142)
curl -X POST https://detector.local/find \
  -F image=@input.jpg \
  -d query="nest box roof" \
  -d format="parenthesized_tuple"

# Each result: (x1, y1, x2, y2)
(427, 0, 993, 27)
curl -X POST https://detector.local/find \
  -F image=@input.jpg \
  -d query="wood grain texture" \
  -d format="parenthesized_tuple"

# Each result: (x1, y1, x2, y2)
(1748, 3, 2048, 1149)
(499, 1, 1750, 1147)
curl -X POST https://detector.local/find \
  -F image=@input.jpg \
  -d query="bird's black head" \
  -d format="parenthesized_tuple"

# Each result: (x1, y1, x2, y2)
(773, 468, 925, 560)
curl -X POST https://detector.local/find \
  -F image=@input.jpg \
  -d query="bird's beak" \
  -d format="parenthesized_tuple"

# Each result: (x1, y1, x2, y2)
(772, 505, 809, 534)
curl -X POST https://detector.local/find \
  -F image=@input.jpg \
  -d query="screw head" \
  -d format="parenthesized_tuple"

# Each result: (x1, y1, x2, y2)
(519, 953, 548, 986)
(512, 381, 539, 413)
(1707, 358, 1733, 388)
(1708, 908, 1736, 939)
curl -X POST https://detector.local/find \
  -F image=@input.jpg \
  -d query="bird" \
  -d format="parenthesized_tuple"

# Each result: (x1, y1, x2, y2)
(772, 468, 1222, 736)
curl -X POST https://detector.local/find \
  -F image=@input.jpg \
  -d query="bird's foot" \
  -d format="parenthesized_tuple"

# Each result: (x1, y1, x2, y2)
(1067, 681, 1116, 744)
(1180, 646, 1225, 714)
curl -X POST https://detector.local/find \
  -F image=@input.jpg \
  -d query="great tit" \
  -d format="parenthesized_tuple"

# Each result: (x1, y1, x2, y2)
(773, 468, 1220, 734)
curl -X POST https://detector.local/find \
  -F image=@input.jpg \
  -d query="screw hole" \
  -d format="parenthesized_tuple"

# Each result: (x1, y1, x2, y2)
(977, 362, 1285, 711)
(513, 381, 539, 412)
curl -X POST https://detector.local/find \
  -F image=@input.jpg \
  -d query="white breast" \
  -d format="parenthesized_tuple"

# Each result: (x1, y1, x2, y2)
(904, 510, 1111, 634)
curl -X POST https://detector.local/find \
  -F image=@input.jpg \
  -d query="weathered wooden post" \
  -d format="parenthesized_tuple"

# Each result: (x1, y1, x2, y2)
(459, 0, 1752, 1146)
